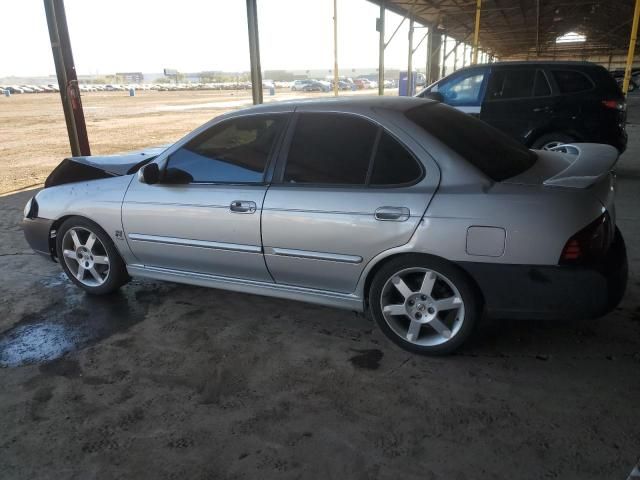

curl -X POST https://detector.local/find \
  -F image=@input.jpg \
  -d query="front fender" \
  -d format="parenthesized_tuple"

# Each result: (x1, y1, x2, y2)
(32, 175, 136, 263)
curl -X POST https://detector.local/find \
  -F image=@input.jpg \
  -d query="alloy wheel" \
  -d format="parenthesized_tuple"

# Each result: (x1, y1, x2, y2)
(61, 226, 110, 286)
(380, 267, 465, 347)
(541, 140, 566, 151)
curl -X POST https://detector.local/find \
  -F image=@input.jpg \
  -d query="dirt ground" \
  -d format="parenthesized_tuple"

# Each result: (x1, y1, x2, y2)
(0, 95, 639, 480)
(0, 88, 377, 194)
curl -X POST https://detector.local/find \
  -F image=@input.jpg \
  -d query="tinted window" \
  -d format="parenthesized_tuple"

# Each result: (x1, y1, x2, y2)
(168, 115, 285, 183)
(552, 70, 594, 93)
(533, 70, 551, 96)
(370, 133, 422, 185)
(486, 69, 550, 100)
(489, 69, 534, 99)
(437, 71, 486, 105)
(406, 103, 536, 182)
(284, 113, 377, 184)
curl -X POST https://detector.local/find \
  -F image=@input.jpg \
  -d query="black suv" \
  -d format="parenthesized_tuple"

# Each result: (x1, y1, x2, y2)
(417, 61, 627, 152)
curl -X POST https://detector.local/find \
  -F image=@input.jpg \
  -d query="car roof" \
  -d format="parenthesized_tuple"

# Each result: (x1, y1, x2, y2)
(228, 96, 435, 115)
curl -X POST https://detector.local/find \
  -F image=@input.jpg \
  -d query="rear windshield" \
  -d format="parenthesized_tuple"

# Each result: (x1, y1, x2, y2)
(406, 102, 536, 181)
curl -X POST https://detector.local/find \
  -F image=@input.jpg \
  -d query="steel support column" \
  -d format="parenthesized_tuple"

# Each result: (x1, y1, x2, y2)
(407, 16, 414, 95)
(428, 32, 442, 84)
(623, 0, 640, 94)
(246, 0, 263, 105)
(333, 0, 339, 96)
(378, 1, 385, 96)
(453, 42, 458, 71)
(44, 0, 90, 157)
(472, 0, 482, 64)
(441, 36, 447, 78)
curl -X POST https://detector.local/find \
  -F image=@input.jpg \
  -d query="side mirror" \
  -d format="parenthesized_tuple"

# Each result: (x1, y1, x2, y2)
(138, 162, 160, 184)
(423, 91, 444, 102)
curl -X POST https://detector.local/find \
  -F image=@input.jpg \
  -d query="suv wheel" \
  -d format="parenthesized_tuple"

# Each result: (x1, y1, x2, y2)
(531, 132, 576, 151)
(369, 255, 480, 355)
(56, 216, 129, 295)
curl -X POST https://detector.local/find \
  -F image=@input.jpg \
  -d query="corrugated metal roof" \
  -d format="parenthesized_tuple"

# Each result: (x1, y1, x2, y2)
(368, 0, 635, 58)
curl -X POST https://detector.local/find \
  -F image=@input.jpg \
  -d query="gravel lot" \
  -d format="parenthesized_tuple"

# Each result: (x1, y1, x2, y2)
(0, 94, 638, 479)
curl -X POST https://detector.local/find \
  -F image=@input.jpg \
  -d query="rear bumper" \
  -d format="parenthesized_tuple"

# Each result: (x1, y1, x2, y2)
(458, 228, 628, 320)
(21, 217, 54, 259)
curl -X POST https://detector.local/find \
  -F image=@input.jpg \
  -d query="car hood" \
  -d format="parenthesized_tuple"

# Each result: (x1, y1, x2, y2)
(44, 145, 169, 188)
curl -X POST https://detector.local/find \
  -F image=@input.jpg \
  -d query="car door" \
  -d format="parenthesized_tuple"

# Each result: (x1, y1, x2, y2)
(480, 67, 556, 143)
(122, 113, 289, 281)
(261, 111, 435, 294)
(423, 67, 489, 117)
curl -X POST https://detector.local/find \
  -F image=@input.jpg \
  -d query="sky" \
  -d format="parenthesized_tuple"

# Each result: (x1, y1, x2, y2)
(0, 0, 431, 77)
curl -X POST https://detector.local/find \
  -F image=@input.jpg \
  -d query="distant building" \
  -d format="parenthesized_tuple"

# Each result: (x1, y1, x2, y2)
(116, 72, 144, 83)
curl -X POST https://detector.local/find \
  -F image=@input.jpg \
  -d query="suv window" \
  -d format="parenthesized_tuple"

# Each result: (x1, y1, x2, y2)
(370, 132, 422, 185)
(533, 70, 551, 96)
(436, 70, 486, 105)
(406, 103, 536, 182)
(284, 113, 377, 184)
(552, 70, 594, 93)
(486, 69, 550, 100)
(167, 115, 285, 183)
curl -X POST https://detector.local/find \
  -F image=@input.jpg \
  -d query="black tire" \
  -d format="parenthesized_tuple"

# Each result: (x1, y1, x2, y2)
(56, 216, 129, 295)
(369, 254, 480, 355)
(530, 132, 576, 150)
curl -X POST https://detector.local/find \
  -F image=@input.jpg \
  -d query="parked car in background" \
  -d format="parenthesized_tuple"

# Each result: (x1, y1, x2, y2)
(417, 61, 627, 152)
(302, 80, 330, 92)
(22, 97, 627, 355)
(291, 80, 314, 91)
(610, 68, 639, 92)
(354, 79, 369, 89)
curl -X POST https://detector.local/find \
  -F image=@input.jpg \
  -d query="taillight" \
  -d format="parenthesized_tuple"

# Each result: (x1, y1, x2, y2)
(560, 213, 612, 265)
(602, 99, 626, 111)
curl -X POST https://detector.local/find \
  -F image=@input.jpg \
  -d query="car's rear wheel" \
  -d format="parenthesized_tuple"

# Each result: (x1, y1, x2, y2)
(369, 255, 480, 355)
(531, 132, 576, 151)
(56, 217, 129, 295)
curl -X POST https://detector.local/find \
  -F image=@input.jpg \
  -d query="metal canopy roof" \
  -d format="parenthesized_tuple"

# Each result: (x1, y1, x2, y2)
(369, 1, 636, 58)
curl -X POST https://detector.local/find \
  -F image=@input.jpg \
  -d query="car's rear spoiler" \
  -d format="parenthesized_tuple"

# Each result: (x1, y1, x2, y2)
(543, 143, 619, 189)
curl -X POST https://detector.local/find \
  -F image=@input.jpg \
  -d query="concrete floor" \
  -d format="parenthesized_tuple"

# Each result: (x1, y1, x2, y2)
(1, 106, 639, 480)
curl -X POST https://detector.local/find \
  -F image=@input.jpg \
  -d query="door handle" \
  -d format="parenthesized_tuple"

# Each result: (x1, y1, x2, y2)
(375, 207, 410, 222)
(533, 106, 552, 113)
(230, 200, 256, 214)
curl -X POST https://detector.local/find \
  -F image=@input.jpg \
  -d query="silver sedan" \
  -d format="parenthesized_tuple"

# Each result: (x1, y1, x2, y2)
(22, 97, 628, 354)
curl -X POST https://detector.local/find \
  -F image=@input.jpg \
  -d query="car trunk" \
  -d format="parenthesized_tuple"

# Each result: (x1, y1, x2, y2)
(503, 143, 619, 221)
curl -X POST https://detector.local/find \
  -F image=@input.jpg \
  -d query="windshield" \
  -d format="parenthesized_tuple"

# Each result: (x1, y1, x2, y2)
(406, 102, 536, 181)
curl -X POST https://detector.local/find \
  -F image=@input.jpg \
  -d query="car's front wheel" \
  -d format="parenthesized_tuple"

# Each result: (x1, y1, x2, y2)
(369, 255, 480, 355)
(56, 216, 129, 295)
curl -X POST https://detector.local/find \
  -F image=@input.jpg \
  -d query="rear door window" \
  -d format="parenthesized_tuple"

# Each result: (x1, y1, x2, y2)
(533, 70, 551, 96)
(283, 113, 423, 186)
(284, 113, 377, 185)
(486, 69, 550, 100)
(552, 70, 594, 93)
(370, 132, 423, 186)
